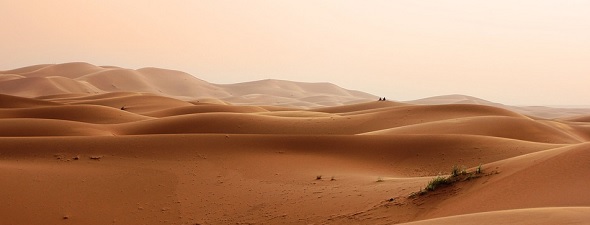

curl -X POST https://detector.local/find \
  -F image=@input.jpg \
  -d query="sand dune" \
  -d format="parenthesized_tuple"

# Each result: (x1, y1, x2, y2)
(406, 94, 498, 106)
(219, 79, 374, 99)
(41, 91, 141, 102)
(0, 64, 52, 74)
(136, 67, 229, 98)
(363, 116, 586, 144)
(402, 142, 590, 222)
(77, 68, 229, 98)
(564, 114, 590, 123)
(569, 124, 590, 141)
(35, 93, 95, 100)
(1, 63, 589, 224)
(112, 113, 341, 135)
(221, 94, 322, 108)
(145, 104, 269, 117)
(0, 74, 26, 82)
(65, 94, 195, 114)
(0, 94, 61, 108)
(408, 94, 590, 119)
(0, 76, 101, 97)
(0, 132, 571, 224)
(399, 207, 590, 225)
(109, 103, 529, 136)
(0, 118, 112, 136)
(17, 62, 106, 79)
(0, 105, 151, 124)
(3, 63, 589, 116)
(1, 62, 376, 107)
(310, 100, 408, 113)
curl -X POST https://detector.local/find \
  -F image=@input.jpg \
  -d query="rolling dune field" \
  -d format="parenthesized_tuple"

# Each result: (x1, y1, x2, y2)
(1, 63, 590, 224)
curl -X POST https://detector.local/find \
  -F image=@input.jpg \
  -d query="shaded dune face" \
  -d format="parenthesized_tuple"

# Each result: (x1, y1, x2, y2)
(1, 63, 590, 224)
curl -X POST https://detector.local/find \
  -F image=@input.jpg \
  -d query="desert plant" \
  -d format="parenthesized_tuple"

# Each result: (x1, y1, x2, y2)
(316, 175, 322, 180)
(425, 175, 449, 191)
(451, 165, 461, 177)
(450, 165, 467, 176)
(413, 165, 486, 197)
(476, 164, 482, 174)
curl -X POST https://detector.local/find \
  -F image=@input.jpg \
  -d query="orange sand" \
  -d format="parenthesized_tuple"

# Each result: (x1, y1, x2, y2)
(1, 63, 589, 224)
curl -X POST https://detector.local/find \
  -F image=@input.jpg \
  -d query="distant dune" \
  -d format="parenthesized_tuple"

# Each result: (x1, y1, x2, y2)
(0, 62, 376, 108)
(408, 94, 590, 119)
(1, 63, 590, 224)
(4, 62, 589, 118)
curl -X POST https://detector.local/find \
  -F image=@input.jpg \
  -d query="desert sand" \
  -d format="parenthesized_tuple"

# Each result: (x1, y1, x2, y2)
(1, 63, 590, 224)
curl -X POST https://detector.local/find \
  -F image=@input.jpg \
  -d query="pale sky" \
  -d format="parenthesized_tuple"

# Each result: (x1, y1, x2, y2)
(1, 0, 589, 106)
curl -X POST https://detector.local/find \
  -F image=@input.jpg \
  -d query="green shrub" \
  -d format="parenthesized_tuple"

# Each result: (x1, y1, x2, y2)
(410, 164, 486, 198)
(425, 175, 450, 191)
(451, 165, 469, 177)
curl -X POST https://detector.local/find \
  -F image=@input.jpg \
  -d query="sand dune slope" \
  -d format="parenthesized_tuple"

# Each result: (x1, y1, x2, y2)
(0, 74, 26, 82)
(1, 63, 377, 107)
(404, 143, 590, 222)
(0, 134, 568, 225)
(17, 62, 106, 79)
(137, 67, 229, 98)
(1, 91, 589, 224)
(77, 68, 229, 98)
(144, 104, 269, 117)
(0, 64, 52, 74)
(114, 103, 527, 136)
(310, 100, 408, 113)
(65, 94, 195, 114)
(564, 115, 590, 123)
(363, 116, 586, 143)
(407, 94, 500, 106)
(0, 105, 151, 124)
(0, 119, 112, 136)
(0, 94, 61, 108)
(400, 207, 590, 225)
(407, 94, 590, 119)
(219, 79, 375, 99)
(0, 76, 101, 97)
(569, 124, 590, 140)
(0, 135, 555, 224)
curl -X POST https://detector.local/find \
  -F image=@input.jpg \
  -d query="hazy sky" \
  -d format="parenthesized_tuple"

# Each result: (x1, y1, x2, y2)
(1, 0, 589, 105)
